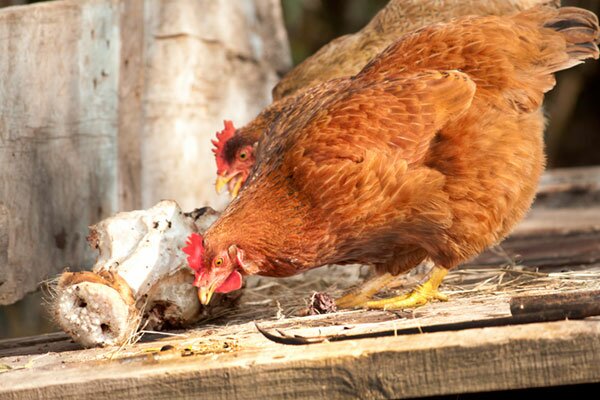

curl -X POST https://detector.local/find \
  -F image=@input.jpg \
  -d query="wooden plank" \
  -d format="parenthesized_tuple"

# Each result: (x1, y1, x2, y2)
(0, 332, 77, 358)
(111, 0, 293, 210)
(473, 209, 600, 267)
(472, 166, 600, 268)
(0, 332, 69, 351)
(0, 0, 291, 305)
(535, 165, 600, 206)
(116, 0, 144, 211)
(0, 0, 121, 304)
(138, 0, 290, 211)
(2, 267, 600, 398)
(0, 320, 599, 399)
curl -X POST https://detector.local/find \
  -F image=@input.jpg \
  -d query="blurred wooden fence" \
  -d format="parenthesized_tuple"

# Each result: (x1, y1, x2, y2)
(0, 0, 290, 311)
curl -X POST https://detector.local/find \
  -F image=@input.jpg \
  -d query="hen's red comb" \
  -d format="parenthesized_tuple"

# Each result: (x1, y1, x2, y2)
(182, 232, 205, 275)
(212, 120, 236, 174)
(182, 232, 244, 292)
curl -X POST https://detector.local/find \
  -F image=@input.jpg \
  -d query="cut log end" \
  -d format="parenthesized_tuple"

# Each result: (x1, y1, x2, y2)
(53, 281, 138, 347)
(49, 201, 240, 348)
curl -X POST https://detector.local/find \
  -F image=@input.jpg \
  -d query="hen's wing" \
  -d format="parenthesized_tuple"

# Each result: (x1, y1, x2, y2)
(361, 6, 599, 113)
(275, 70, 475, 232)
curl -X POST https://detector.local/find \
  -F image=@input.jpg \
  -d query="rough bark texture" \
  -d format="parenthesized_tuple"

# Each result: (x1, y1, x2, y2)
(0, 0, 290, 305)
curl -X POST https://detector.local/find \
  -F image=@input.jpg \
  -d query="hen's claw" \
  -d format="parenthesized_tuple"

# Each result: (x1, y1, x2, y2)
(335, 273, 396, 309)
(363, 287, 447, 310)
(363, 266, 449, 310)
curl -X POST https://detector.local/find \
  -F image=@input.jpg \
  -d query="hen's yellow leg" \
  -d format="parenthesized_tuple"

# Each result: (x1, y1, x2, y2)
(336, 273, 396, 309)
(363, 266, 449, 310)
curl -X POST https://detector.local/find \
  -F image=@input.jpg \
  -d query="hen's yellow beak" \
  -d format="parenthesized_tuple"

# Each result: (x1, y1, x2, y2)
(230, 177, 243, 198)
(215, 174, 233, 194)
(215, 173, 244, 198)
(198, 284, 217, 305)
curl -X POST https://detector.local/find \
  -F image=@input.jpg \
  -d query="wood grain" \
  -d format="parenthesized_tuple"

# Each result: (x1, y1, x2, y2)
(116, 0, 144, 211)
(0, 320, 599, 399)
(138, 0, 290, 211)
(2, 275, 600, 399)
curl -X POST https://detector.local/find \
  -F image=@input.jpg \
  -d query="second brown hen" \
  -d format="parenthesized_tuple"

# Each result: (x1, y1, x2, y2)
(191, 6, 599, 310)
(272, 0, 559, 100)
(213, 0, 557, 197)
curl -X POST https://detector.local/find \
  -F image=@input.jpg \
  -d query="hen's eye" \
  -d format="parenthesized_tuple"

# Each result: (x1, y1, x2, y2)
(239, 151, 247, 160)
(215, 258, 223, 267)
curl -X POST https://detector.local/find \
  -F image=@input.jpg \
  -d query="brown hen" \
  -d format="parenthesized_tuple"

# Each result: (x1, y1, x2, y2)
(214, 0, 558, 197)
(193, 6, 599, 310)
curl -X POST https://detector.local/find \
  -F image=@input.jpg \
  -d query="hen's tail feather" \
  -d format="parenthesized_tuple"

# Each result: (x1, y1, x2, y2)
(505, 6, 599, 111)
(568, 42, 600, 60)
(543, 7, 600, 67)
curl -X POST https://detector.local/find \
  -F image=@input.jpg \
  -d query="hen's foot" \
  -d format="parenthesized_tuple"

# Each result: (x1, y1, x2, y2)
(363, 266, 449, 310)
(335, 273, 396, 309)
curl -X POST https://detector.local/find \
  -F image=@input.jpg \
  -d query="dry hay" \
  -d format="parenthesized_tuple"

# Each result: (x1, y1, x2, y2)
(85, 261, 600, 362)
(193, 261, 600, 327)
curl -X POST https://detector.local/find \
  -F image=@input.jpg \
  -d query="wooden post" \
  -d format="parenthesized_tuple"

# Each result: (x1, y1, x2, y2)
(0, 0, 290, 305)
(138, 0, 290, 211)
(0, 0, 122, 305)
(117, 0, 145, 212)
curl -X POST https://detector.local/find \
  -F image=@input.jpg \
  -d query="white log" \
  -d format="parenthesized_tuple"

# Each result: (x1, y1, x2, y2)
(54, 279, 135, 348)
(53, 201, 229, 347)
(91, 201, 195, 297)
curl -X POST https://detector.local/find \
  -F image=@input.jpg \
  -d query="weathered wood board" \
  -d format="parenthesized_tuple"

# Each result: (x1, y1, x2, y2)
(137, 0, 290, 212)
(1, 286, 600, 399)
(0, 0, 290, 305)
(473, 166, 600, 267)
